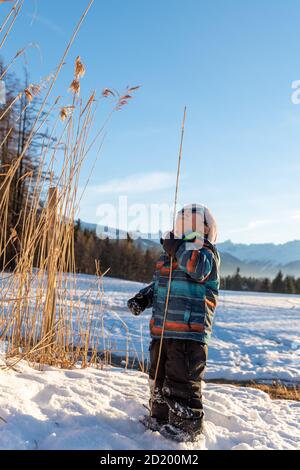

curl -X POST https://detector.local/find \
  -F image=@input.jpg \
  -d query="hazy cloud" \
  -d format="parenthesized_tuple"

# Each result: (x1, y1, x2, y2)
(228, 219, 274, 235)
(91, 172, 176, 195)
(291, 212, 300, 220)
(26, 13, 65, 36)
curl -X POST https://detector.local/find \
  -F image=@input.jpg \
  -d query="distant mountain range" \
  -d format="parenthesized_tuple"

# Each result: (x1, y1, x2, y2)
(216, 251, 300, 278)
(217, 240, 300, 265)
(216, 240, 300, 278)
(80, 221, 300, 278)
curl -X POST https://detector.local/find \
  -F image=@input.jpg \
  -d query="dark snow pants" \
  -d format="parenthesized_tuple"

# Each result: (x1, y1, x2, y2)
(149, 338, 207, 421)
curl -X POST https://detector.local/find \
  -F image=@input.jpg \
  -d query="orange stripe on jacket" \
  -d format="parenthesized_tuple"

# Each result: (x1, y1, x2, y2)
(186, 250, 198, 273)
(156, 261, 164, 270)
(160, 263, 178, 276)
(205, 298, 216, 308)
(150, 319, 204, 335)
(156, 261, 178, 272)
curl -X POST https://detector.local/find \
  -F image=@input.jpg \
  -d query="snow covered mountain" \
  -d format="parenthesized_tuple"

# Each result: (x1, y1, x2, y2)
(218, 240, 300, 265)
(217, 241, 300, 277)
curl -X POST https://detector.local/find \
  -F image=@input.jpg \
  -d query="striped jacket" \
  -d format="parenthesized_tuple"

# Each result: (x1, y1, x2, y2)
(138, 237, 220, 344)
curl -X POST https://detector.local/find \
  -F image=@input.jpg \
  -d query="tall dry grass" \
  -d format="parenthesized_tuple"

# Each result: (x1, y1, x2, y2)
(0, 0, 141, 370)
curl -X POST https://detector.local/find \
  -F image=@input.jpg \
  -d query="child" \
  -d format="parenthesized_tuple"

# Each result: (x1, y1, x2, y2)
(127, 203, 220, 440)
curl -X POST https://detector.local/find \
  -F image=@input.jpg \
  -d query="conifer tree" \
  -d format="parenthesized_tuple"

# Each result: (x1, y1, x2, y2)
(272, 271, 285, 293)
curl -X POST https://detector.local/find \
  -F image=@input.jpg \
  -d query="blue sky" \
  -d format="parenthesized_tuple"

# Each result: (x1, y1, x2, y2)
(1, 0, 300, 244)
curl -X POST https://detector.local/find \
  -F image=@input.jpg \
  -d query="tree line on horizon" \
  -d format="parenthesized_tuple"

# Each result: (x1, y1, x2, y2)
(74, 222, 300, 295)
(220, 268, 300, 295)
(74, 220, 158, 283)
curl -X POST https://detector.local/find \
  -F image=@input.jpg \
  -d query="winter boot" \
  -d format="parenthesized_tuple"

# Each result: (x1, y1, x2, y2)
(149, 387, 169, 425)
(164, 397, 204, 441)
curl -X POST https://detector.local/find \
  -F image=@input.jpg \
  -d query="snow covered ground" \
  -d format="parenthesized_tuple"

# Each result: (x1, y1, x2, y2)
(0, 360, 299, 450)
(1, 273, 299, 383)
(74, 275, 300, 383)
(0, 274, 299, 450)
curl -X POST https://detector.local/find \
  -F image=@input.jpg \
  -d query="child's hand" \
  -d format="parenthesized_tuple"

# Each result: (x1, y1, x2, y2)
(161, 231, 185, 259)
(127, 293, 148, 316)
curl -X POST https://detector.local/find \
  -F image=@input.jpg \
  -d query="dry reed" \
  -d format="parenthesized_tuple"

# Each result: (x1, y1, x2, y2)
(0, 1, 142, 371)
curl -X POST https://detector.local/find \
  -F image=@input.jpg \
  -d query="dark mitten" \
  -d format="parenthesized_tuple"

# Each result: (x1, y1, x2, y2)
(161, 231, 185, 259)
(127, 293, 148, 316)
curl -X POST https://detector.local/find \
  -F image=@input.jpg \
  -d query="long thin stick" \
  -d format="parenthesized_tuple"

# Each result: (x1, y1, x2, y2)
(149, 106, 187, 425)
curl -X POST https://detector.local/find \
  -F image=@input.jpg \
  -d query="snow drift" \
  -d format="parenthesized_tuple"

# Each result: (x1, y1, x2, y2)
(0, 360, 299, 450)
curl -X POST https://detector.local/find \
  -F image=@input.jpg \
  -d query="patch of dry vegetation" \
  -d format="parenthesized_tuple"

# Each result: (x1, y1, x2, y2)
(208, 379, 300, 401)
(0, 0, 140, 369)
(245, 382, 300, 401)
